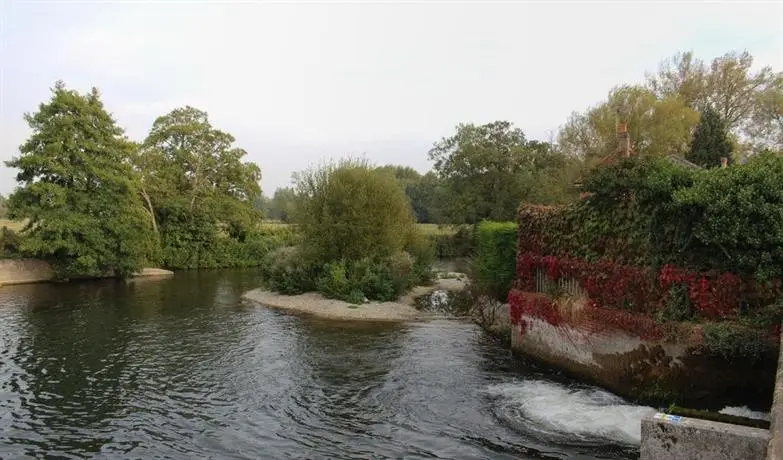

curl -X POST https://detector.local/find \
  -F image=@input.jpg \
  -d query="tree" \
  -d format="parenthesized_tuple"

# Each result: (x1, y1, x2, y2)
(557, 85, 699, 161)
(686, 107, 734, 168)
(431, 121, 579, 224)
(5, 81, 154, 278)
(747, 77, 783, 152)
(137, 106, 262, 266)
(292, 158, 416, 262)
(647, 51, 708, 109)
(0, 195, 7, 219)
(428, 121, 530, 224)
(647, 50, 782, 139)
(264, 187, 297, 222)
(374, 165, 441, 223)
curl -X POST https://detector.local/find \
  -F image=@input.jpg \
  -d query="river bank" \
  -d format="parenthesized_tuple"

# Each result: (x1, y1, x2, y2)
(0, 258, 173, 286)
(242, 275, 468, 322)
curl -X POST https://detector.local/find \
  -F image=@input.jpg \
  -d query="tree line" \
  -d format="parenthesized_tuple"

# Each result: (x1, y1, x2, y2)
(258, 50, 781, 224)
(3, 49, 781, 277)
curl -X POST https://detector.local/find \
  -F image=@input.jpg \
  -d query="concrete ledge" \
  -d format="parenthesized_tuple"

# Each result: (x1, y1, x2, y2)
(0, 259, 173, 286)
(641, 413, 769, 460)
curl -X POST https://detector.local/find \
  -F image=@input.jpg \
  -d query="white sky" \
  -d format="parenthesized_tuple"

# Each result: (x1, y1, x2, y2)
(1, 1, 782, 196)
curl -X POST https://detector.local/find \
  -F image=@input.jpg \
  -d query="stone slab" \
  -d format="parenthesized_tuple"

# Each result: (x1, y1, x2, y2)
(641, 413, 769, 460)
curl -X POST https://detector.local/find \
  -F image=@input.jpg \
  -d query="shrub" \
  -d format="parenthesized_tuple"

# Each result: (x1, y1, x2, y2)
(315, 253, 417, 303)
(316, 260, 364, 304)
(292, 158, 416, 262)
(473, 221, 517, 302)
(406, 231, 436, 285)
(703, 323, 770, 362)
(260, 246, 318, 295)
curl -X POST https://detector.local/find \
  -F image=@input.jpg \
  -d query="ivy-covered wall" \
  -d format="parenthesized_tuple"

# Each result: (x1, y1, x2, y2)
(509, 153, 783, 407)
(515, 153, 783, 328)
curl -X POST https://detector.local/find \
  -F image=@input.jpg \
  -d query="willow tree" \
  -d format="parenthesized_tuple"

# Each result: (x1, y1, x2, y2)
(557, 85, 699, 162)
(5, 81, 154, 279)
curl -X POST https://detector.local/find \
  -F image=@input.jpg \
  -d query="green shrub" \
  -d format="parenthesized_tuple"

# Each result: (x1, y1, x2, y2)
(657, 283, 695, 322)
(315, 253, 417, 303)
(406, 231, 436, 285)
(703, 322, 770, 362)
(473, 221, 517, 301)
(260, 246, 318, 295)
(316, 260, 364, 303)
(292, 158, 416, 262)
(160, 224, 297, 269)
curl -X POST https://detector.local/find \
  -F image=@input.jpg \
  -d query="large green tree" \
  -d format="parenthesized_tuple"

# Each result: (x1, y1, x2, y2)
(686, 107, 734, 168)
(136, 106, 262, 267)
(430, 121, 577, 224)
(6, 81, 154, 278)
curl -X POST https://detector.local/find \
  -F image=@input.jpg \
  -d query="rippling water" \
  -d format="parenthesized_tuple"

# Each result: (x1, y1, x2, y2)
(0, 270, 653, 459)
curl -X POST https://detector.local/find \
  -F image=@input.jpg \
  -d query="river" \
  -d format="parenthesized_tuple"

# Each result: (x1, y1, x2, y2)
(0, 269, 656, 459)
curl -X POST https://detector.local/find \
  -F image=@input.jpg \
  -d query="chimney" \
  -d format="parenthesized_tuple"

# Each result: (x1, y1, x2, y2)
(721, 157, 728, 169)
(617, 121, 630, 157)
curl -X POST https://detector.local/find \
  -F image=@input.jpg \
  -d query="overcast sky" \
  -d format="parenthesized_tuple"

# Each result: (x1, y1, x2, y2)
(1, 1, 781, 196)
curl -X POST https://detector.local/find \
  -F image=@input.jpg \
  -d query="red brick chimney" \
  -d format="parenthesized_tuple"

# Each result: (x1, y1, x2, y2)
(617, 121, 630, 157)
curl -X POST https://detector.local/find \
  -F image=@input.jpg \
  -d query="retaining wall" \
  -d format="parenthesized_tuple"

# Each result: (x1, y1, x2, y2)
(510, 290, 777, 407)
(0, 259, 173, 286)
(641, 413, 769, 460)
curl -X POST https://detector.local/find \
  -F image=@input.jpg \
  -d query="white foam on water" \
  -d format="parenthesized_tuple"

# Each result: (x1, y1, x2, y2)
(719, 406, 770, 422)
(486, 380, 656, 446)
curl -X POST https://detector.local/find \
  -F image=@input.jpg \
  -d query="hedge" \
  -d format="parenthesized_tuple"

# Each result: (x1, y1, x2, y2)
(473, 221, 517, 302)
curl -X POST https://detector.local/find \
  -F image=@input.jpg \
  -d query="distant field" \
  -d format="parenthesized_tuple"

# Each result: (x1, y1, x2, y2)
(0, 219, 25, 232)
(259, 221, 457, 235)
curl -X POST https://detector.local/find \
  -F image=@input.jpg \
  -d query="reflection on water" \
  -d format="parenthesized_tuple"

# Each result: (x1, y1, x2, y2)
(0, 270, 647, 459)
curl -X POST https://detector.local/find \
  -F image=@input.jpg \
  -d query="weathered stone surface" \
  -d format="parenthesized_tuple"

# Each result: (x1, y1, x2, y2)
(133, 268, 174, 277)
(0, 259, 173, 286)
(0, 259, 55, 285)
(641, 413, 769, 460)
(510, 292, 778, 407)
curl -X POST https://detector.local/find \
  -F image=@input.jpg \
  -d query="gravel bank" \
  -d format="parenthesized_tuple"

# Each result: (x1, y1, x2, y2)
(242, 276, 467, 322)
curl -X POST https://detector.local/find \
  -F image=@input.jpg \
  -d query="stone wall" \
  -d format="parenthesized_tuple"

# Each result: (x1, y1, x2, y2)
(0, 259, 55, 286)
(0, 259, 173, 286)
(641, 413, 769, 460)
(510, 290, 777, 408)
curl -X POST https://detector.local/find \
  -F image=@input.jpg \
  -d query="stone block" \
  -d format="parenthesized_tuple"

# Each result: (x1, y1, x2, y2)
(641, 413, 769, 460)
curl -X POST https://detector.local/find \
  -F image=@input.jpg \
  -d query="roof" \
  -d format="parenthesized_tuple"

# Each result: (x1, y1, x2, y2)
(665, 155, 703, 170)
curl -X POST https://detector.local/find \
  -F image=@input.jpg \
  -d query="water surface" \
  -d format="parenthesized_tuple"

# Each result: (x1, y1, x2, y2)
(0, 270, 653, 459)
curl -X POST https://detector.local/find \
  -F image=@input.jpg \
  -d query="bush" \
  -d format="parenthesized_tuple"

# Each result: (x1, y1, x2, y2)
(292, 159, 416, 262)
(260, 246, 318, 295)
(473, 221, 518, 301)
(703, 322, 770, 362)
(161, 224, 297, 269)
(316, 260, 365, 304)
(315, 252, 416, 303)
(406, 231, 436, 285)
